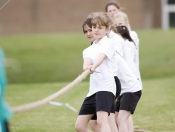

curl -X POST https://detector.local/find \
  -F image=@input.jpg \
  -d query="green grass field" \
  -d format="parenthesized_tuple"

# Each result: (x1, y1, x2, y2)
(2, 28, 175, 131)
(0, 29, 175, 83)
(6, 76, 175, 131)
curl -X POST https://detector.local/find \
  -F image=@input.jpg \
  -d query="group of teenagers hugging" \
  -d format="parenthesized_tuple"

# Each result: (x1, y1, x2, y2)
(75, 1, 142, 132)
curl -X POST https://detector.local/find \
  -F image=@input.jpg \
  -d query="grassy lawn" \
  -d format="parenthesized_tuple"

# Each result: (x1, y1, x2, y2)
(0, 33, 88, 83)
(0, 29, 175, 83)
(1, 29, 175, 131)
(138, 29, 175, 79)
(5, 76, 175, 132)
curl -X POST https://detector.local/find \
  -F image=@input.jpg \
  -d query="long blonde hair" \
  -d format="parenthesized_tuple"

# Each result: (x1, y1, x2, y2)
(112, 12, 130, 28)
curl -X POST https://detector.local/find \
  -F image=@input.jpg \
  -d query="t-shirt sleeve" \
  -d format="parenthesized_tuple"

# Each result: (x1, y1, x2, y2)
(99, 40, 115, 60)
(82, 48, 91, 60)
(127, 41, 136, 61)
(113, 38, 123, 57)
(130, 31, 139, 48)
(110, 34, 124, 57)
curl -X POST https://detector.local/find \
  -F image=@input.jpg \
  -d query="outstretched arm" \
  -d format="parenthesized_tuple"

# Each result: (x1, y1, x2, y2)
(83, 57, 92, 71)
(90, 53, 106, 73)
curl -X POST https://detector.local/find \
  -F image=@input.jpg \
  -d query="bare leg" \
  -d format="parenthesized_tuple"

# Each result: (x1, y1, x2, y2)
(116, 110, 131, 132)
(89, 120, 100, 132)
(97, 111, 111, 132)
(115, 111, 119, 126)
(127, 115, 134, 132)
(89, 113, 118, 132)
(75, 115, 93, 132)
(108, 113, 118, 132)
(116, 112, 134, 132)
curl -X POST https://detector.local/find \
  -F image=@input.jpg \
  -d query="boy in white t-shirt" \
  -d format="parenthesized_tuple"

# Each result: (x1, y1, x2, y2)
(75, 12, 117, 132)
(82, 16, 120, 132)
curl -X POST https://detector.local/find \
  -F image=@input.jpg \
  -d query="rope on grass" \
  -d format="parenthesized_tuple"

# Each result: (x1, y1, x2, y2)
(11, 70, 90, 114)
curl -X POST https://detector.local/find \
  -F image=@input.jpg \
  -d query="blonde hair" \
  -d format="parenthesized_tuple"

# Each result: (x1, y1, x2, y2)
(87, 12, 96, 19)
(91, 12, 113, 29)
(113, 12, 130, 24)
(87, 12, 118, 34)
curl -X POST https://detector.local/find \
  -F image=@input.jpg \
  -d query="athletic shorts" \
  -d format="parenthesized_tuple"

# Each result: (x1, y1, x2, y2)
(114, 76, 121, 99)
(91, 99, 115, 120)
(79, 91, 114, 117)
(115, 90, 142, 114)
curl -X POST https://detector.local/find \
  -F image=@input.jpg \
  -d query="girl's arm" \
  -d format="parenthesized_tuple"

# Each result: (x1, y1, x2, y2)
(83, 57, 92, 71)
(90, 53, 107, 72)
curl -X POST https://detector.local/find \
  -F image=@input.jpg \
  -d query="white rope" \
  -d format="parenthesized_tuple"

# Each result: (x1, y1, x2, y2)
(11, 70, 90, 114)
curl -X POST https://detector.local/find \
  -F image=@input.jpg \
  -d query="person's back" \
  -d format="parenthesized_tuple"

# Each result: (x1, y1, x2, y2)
(122, 39, 140, 80)
(116, 53, 141, 95)
(0, 48, 12, 132)
(116, 25, 142, 87)
(108, 30, 124, 57)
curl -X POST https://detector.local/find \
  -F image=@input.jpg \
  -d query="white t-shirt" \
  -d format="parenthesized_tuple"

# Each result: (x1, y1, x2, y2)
(108, 30, 124, 76)
(130, 31, 140, 69)
(83, 36, 116, 97)
(116, 53, 142, 95)
(130, 31, 139, 48)
(108, 30, 124, 57)
(122, 39, 142, 84)
(130, 31, 142, 86)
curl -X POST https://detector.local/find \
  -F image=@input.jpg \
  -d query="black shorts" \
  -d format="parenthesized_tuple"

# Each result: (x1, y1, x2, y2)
(91, 100, 115, 120)
(115, 90, 142, 114)
(114, 76, 121, 99)
(79, 91, 114, 117)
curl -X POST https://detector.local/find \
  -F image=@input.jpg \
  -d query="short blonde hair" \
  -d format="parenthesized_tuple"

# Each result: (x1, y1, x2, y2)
(91, 12, 112, 28)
